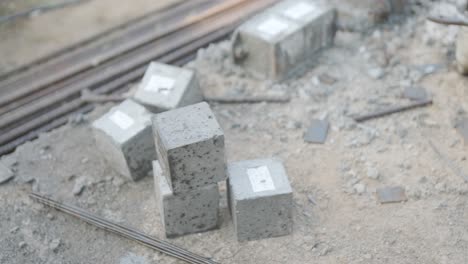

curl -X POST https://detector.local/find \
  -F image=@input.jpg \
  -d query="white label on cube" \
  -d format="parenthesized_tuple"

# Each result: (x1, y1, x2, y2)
(110, 110, 134, 130)
(257, 17, 289, 37)
(283, 2, 315, 20)
(144, 75, 175, 95)
(247, 166, 275, 193)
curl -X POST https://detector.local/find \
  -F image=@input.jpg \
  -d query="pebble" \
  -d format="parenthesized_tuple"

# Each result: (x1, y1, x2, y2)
(72, 177, 87, 196)
(366, 166, 380, 180)
(367, 67, 385, 80)
(18, 241, 27, 249)
(49, 238, 61, 253)
(353, 183, 366, 194)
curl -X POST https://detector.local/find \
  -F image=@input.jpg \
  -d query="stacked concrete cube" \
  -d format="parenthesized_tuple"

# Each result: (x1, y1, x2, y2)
(92, 99, 156, 181)
(232, 0, 336, 80)
(133, 62, 204, 113)
(228, 158, 293, 242)
(152, 102, 226, 237)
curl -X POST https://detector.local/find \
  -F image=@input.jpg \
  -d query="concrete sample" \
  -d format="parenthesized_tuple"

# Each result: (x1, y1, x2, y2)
(228, 158, 293, 242)
(152, 102, 226, 193)
(153, 161, 219, 238)
(376, 186, 407, 204)
(0, 162, 14, 185)
(456, 27, 468, 75)
(304, 119, 329, 144)
(92, 99, 155, 181)
(403, 86, 428, 101)
(133, 62, 204, 112)
(232, 0, 336, 80)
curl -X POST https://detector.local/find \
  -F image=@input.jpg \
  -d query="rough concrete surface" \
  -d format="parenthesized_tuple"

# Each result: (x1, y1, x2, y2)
(133, 62, 204, 113)
(153, 161, 220, 238)
(228, 158, 293, 241)
(153, 102, 226, 193)
(1, 1, 468, 264)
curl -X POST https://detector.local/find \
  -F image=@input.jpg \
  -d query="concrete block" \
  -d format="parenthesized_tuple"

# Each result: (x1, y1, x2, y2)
(152, 102, 226, 193)
(227, 158, 293, 242)
(153, 161, 219, 238)
(92, 99, 155, 181)
(232, 0, 336, 80)
(133, 62, 204, 112)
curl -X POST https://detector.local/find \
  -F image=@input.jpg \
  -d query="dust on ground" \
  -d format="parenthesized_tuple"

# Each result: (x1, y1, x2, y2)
(1, 1, 468, 264)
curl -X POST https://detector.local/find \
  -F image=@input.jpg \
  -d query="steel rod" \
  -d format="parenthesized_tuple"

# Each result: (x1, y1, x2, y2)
(29, 193, 218, 264)
(353, 99, 433, 122)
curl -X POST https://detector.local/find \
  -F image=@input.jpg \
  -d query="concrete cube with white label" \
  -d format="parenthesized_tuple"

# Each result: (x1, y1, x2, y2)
(153, 161, 219, 238)
(92, 99, 156, 181)
(227, 158, 293, 242)
(152, 102, 226, 194)
(133, 62, 204, 113)
(232, 0, 336, 80)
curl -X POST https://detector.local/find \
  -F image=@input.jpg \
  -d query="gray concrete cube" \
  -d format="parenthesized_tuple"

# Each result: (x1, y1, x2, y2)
(152, 102, 226, 194)
(133, 62, 204, 113)
(228, 158, 293, 242)
(153, 161, 219, 238)
(92, 99, 155, 181)
(232, 0, 336, 80)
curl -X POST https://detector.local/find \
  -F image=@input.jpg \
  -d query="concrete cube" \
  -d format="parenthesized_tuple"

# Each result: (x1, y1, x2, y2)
(152, 102, 226, 193)
(92, 99, 155, 181)
(232, 0, 336, 80)
(153, 161, 219, 238)
(133, 62, 204, 113)
(228, 158, 293, 242)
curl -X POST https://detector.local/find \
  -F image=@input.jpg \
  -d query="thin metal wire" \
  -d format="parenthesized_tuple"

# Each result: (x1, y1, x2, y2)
(29, 192, 219, 264)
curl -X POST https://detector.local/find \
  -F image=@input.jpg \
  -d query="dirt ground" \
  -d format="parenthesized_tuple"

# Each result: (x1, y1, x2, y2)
(1, 0, 468, 264)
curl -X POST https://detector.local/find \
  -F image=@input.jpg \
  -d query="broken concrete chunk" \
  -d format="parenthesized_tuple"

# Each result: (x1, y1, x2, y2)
(403, 86, 428, 101)
(304, 119, 329, 144)
(227, 158, 293, 242)
(0, 161, 14, 185)
(133, 62, 204, 112)
(376, 186, 407, 204)
(232, 0, 336, 80)
(455, 117, 468, 143)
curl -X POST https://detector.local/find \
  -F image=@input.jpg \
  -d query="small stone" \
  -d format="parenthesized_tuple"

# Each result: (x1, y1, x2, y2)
(49, 239, 61, 253)
(0, 161, 14, 185)
(18, 241, 27, 249)
(10, 226, 19, 233)
(403, 86, 428, 101)
(72, 177, 87, 196)
(367, 67, 385, 80)
(47, 213, 55, 220)
(353, 183, 366, 194)
(366, 166, 380, 180)
(304, 119, 330, 144)
(377, 186, 407, 204)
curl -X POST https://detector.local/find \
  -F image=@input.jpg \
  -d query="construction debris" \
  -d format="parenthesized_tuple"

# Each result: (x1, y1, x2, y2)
(455, 117, 468, 143)
(457, 27, 468, 75)
(304, 119, 330, 144)
(403, 86, 428, 101)
(0, 161, 14, 185)
(353, 99, 433, 122)
(376, 186, 407, 204)
(29, 192, 219, 264)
